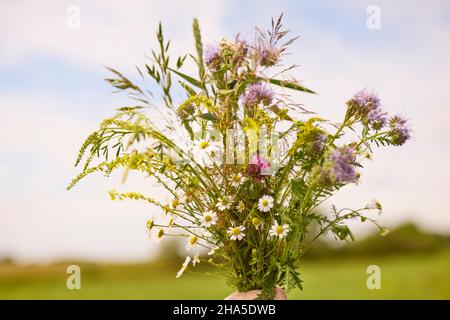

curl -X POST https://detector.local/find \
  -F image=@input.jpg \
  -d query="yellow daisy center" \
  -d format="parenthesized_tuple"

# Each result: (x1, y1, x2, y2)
(189, 236, 198, 245)
(204, 215, 212, 222)
(275, 226, 284, 234)
(172, 199, 179, 208)
(157, 229, 164, 238)
(232, 227, 240, 236)
(199, 141, 209, 149)
(233, 175, 241, 182)
(262, 199, 269, 206)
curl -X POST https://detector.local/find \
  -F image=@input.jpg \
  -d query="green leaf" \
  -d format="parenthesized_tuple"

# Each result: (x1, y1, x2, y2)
(198, 112, 218, 123)
(262, 77, 316, 94)
(167, 67, 203, 89)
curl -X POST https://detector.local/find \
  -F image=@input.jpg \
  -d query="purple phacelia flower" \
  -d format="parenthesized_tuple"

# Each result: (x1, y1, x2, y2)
(329, 146, 357, 183)
(388, 115, 410, 146)
(247, 155, 270, 181)
(350, 90, 388, 130)
(204, 45, 220, 66)
(258, 44, 281, 67)
(240, 82, 274, 107)
(352, 90, 380, 113)
(312, 133, 327, 153)
(367, 108, 387, 130)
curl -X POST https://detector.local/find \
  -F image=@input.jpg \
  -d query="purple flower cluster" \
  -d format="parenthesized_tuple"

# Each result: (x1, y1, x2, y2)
(388, 115, 410, 146)
(258, 44, 281, 67)
(350, 90, 387, 130)
(247, 155, 270, 181)
(204, 45, 220, 66)
(312, 133, 327, 153)
(329, 146, 357, 183)
(240, 82, 274, 107)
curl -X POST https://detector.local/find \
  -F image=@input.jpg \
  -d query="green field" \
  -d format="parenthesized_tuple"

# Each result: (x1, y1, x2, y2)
(1, 250, 449, 299)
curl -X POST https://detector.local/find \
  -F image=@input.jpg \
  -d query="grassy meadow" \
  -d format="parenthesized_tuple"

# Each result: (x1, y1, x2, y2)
(1, 250, 449, 300)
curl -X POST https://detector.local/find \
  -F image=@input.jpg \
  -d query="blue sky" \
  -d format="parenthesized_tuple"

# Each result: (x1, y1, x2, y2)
(1, 0, 450, 262)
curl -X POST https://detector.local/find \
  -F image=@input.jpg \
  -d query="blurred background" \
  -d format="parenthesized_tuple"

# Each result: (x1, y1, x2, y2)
(0, 0, 449, 299)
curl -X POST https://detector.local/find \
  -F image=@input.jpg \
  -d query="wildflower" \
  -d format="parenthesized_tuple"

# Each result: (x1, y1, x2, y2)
(256, 42, 281, 67)
(185, 235, 198, 251)
(329, 146, 357, 183)
(176, 256, 191, 278)
(152, 228, 164, 243)
(231, 173, 244, 187)
(192, 137, 220, 165)
(171, 198, 182, 210)
(216, 197, 232, 211)
(240, 82, 274, 107)
(388, 115, 410, 146)
(367, 199, 383, 214)
(247, 155, 271, 181)
(312, 133, 327, 153)
(236, 201, 246, 213)
(350, 90, 381, 115)
(269, 222, 290, 239)
(258, 195, 274, 212)
(367, 108, 387, 130)
(146, 218, 154, 231)
(204, 45, 220, 66)
(251, 217, 262, 229)
(349, 90, 387, 130)
(192, 253, 200, 266)
(168, 217, 175, 228)
(201, 210, 218, 227)
(227, 225, 246, 241)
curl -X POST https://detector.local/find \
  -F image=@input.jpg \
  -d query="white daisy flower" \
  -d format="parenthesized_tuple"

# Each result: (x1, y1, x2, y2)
(269, 222, 290, 239)
(227, 225, 246, 241)
(231, 173, 244, 188)
(176, 256, 191, 278)
(185, 235, 198, 251)
(236, 201, 246, 213)
(152, 228, 165, 243)
(257, 195, 274, 212)
(192, 253, 200, 266)
(216, 197, 232, 211)
(192, 137, 221, 166)
(201, 210, 218, 227)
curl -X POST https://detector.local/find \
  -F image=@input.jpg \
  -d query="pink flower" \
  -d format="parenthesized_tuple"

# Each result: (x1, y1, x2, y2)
(247, 155, 270, 181)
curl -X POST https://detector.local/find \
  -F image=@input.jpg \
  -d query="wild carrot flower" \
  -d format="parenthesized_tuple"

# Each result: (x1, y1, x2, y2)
(201, 210, 218, 227)
(258, 195, 274, 212)
(388, 115, 410, 146)
(240, 82, 274, 107)
(227, 225, 246, 241)
(176, 256, 191, 278)
(269, 222, 290, 239)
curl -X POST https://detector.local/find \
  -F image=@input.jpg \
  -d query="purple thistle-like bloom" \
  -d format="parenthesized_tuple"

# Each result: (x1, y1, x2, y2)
(204, 45, 220, 66)
(247, 155, 271, 181)
(388, 115, 410, 146)
(240, 82, 274, 107)
(352, 90, 380, 113)
(367, 108, 388, 130)
(259, 45, 281, 67)
(329, 146, 357, 183)
(312, 133, 327, 153)
(350, 90, 387, 130)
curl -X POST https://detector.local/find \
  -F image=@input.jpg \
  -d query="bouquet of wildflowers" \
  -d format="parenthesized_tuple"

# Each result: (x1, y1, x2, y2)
(68, 16, 410, 299)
